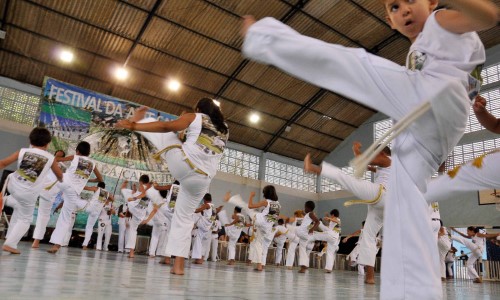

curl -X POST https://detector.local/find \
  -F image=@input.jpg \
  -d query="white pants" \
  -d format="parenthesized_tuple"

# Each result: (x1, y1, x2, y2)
(438, 236, 451, 278)
(451, 236, 482, 280)
(138, 125, 211, 258)
(50, 187, 88, 246)
(227, 226, 243, 260)
(62, 212, 76, 246)
(244, 17, 471, 300)
(297, 225, 337, 270)
(285, 236, 299, 267)
(446, 262, 454, 277)
(118, 218, 127, 252)
(425, 151, 500, 203)
(149, 223, 161, 256)
(3, 180, 40, 249)
(82, 213, 99, 247)
(253, 220, 274, 265)
(274, 240, 286, 265)
(96, 218, 112, 251)
(149, 222, 169, 256)
(205, 233, 218, 261)
(321, 162, 384, 267)
(125, 216, 141, 250)
(191, 229, 210, 259)
(32, 195, 58, 240)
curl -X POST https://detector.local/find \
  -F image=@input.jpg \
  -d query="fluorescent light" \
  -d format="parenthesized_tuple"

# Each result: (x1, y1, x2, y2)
(167, 79, 181, 91)
(114, 67, 129, 81)
(249, 113, 260, 123)
(213, 99, 221, 107)
(59, 50, 74, 63)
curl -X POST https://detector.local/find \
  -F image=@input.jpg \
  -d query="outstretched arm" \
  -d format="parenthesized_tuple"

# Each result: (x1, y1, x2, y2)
(476, 232, 500, 239)
(450, 227, 469, 239)
(436, 0, 498, 34)
(116, 112, 195, 133)
(248, 191, 268, 209)
(0, 151, 19, 169)
(342, 229, 362, 243)
(309, 212, 320, 234)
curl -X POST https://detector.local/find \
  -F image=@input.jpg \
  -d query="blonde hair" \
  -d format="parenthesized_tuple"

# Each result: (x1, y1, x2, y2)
(294, 210, 305, 218)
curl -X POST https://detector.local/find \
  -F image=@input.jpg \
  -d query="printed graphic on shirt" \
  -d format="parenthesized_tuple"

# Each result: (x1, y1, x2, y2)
(266, 202, 280, 223)
(17, 152, 49, 183)
(408, 50, 426, 71)
(468, 65, 483, 100)
(431, 202, 439, 213)
(137, 197, 150, 210)
(236, 214, 245, 228)
(98, 189, 109, 203)
(169, 185, 179, 209)
(195, 115, 228, 155)
(75, 157, 94, 179)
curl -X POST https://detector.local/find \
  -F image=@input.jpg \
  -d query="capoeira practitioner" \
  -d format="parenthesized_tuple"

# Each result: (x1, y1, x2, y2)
(153, 181, 179, 264)
(449, 227, 499, 283)
(205, 214, 221, 262)
(0, 128, 63, 254)
(273, 219, 288, 266)
(96, 198, 115, 251)
(48, 141, 103, 254)
(285, 210, 304, 269)
(305, 142, 390, 283)
(191, 193, 216, 264)
(248, 186, 282, 271)
(32, 149, 66, 249)
(295, 201, 320, 273)
(82, 182, 113, 250)
(437, 220, 451, 281)
(116, 98, 229, 275)
(225, 206, 247, 265)
(321, 209, 342, 273)
(141, 192, 169, 258)
(241, 0, 497, 296)
(117, 203, 128, 253)
(122, 175, 153, 258)
(343, 222, 366, 276)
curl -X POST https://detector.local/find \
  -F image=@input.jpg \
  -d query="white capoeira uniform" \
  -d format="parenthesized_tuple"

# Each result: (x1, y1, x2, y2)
(320, 162, 389, 268)
(96, 202, 113, 251)
(322, 218, 341, 271)
(117, 204, 128, 253)
(61, 211, 76, 247)
(226, 213, 246, 261)
(253, 200, 281, 266)
(50, 155, 96, 246)
(243, 11, 484, 299)
(205, 219, 221, 262)
(147, 204, 169, 257)
(437, 227, 451, 278)
(32, 162, 66, 241)
(123, 187, 150, 251)
(136, 113, 228, 259)
(425, 151, 500, 203)
(3, 148, 55, 250)
(152, 184, 178, 257)
(347, 229, 365, 275)
(273, 224, 287, 265)
(451, 234, 484, 280)
(296, 213, 315, 268)
(82, 188, 109, 247)
(285, 217, 302, 267)
(192, 203, 214, 260)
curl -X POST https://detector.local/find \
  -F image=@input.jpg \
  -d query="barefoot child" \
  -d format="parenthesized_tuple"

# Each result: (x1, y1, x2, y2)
(0, 127, 63, 254)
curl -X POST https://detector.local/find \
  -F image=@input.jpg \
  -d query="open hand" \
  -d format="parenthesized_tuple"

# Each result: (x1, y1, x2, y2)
(241, 15, 256, 38)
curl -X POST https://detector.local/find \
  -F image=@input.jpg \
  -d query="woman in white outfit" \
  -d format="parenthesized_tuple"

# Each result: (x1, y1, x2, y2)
(248, 186, 281, 271)
(450, 227, 498, 283)
(116, 98, 228, 275)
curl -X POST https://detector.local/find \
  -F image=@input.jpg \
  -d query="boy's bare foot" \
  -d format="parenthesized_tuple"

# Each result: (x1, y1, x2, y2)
(223, 191, 231, 203)
(304, 153, 321, 175)
(2, 245, 21, 254)
(325, 270, 332, 273)
(149, 255, 155, 258)
(365, 266, 375, 284)
(130, 106, 149, 123)
(286, 266, 293, 270)
(171, 257, 185, 275)
(47, 245, 60, 254)
(193, 259, 204, 265)
(298, 266, 307, 273)
(82, 246, 88, 250)
(473, 278, 482, 283)
(228, 260, 235, 265)
(128, 249, 135, 258)
(32, 240, 40, 248)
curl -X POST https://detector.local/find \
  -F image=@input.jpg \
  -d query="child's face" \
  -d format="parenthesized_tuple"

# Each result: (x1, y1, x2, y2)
(383, 0, 438, 42)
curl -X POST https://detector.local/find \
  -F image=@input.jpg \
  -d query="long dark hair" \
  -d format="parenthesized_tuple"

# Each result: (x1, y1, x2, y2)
(195, 98, 228, 134)
(263, 185, 278, 201)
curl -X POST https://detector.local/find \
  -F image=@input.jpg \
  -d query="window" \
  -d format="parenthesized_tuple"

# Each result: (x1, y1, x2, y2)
(373, 118, 394, 146)
(0, 86, 40, 126)
(481, 62, 500, 86)
(265, 159, 317, 192)
(320, 166, 372, 193)
(218, 148, 260, 180)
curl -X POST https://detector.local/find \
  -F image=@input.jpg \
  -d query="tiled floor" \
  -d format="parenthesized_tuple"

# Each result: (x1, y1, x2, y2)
(0, 241, 498, 299)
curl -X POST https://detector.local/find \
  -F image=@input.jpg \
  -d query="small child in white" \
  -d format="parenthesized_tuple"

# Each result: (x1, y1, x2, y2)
(0, 127, 63, 254)
(273, 219, 288, 266)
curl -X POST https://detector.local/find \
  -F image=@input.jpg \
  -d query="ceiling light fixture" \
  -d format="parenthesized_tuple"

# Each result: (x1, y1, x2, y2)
(249, 113, 260, 124)
(114, 67, 129, 81)
(213, 99, 221, 107)
(59, 49, 74, 63)
(167, 79, 181, 91)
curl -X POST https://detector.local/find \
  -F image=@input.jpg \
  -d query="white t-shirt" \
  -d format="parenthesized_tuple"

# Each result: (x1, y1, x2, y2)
(274, 225, 288, 244)
(197, 203, 215, 232)
(374, 164, 391, 187)
(87, 188, 109, 216)
(182, 113, 229, 178)
(10, 148, 54, 195)
(407, 10, 485, 97)
(99, 202, 113, 222)
(64, 155, 96, 194)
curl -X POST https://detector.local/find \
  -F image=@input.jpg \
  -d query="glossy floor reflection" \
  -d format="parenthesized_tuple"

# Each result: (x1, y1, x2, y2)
(1, 242, 499, 299)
